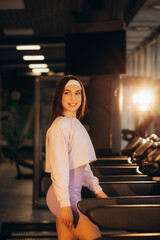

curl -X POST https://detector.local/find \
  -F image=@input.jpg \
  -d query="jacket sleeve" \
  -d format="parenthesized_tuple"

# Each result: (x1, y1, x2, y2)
(45, 120, 70, 208)
(82, 164, 102, 194)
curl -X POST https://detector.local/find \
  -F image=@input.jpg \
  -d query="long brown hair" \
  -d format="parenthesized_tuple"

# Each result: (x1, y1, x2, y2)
(49, 75, 86, 126)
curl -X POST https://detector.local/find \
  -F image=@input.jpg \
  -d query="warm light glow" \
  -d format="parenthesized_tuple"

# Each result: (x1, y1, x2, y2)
(133, 90, 153, 111)
(29, 64, 48, 69)
(31, 72, 42, 76)
(23, 55, 45, 61)
(16, 45, 41, 50)
(32, 68, 49, 73)
(139, 91, 151, 104)
(133, 93, 138, 104)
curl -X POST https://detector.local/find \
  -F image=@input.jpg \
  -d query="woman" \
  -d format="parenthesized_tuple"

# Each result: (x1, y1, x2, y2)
(45, 74, 107, 240)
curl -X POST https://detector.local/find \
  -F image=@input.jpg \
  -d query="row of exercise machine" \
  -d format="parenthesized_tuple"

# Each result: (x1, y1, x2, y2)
(77, 133, 160, 239)
(1, 133, 160, 239)
(122, 133, 160, 177)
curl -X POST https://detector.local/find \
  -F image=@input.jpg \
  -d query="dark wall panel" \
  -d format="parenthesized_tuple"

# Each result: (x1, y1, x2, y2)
(66, 30, 126, 75)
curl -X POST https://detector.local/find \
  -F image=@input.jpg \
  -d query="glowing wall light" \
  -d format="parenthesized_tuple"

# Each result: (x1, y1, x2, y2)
(133, 93, 138, 104)
(133, 90, 153, 111)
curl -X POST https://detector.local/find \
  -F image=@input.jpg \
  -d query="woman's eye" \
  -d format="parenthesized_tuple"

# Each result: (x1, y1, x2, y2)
(64, 91, 70, 95)
(76, 92, 81, 95)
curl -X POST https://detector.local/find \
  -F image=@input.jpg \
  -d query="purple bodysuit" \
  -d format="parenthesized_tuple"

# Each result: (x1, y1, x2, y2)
(46, 168, 85, 226)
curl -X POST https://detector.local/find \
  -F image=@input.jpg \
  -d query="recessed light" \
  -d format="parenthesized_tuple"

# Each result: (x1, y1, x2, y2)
(16, 45, 41, 50)
(4, 28, 34, 36)
(47, 71, 55, 76)
(32, 68, 49, 73)
(130, 26, 151, 31)
(29, 64, 48, 69)
(23, 55, 45, 61)
(150, 4, 160, 10)
(31, 72, 42, 76)
(55, 72, 65, 76)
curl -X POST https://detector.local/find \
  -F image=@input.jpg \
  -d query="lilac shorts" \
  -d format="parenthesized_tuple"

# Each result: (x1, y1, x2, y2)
(46, 168, 85, 226)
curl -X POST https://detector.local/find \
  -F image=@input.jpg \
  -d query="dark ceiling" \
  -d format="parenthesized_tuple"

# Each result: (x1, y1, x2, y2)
(0, 0, 160, 76)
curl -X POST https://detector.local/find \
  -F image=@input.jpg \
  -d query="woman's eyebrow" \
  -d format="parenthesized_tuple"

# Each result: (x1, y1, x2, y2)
(64, 89, 71, 91)
(64, 89, 81, 92)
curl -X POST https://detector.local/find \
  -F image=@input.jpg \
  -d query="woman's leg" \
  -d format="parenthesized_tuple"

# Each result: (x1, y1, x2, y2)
(56, 215, 101, 240)
(71, 215, 101, 240)
(56, 218, 77, 240)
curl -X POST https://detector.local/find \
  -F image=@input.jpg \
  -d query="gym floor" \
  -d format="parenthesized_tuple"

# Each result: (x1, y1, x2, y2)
(0, 160, 55, 232)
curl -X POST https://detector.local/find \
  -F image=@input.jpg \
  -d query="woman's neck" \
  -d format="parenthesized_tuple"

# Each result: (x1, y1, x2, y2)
(61, 110, 76, 118)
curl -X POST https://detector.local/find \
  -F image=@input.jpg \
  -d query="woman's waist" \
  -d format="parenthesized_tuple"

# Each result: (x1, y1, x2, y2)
(69, 167, 84, 188)
(68, 184, 82, 195)
(68, 155, 96, 169)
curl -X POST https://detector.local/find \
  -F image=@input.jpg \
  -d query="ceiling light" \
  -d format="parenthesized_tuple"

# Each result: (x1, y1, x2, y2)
(56, 72, 65, 76)
(135, 27, 150, 31)
(23, 55, 45, 61)
(0, 0, 25, 10)
(47, 71, 55, 76)
(32, 68, 49, 73)
(29, 64, 48, 69)
(16, 45, 41, 50)
(130, 26, 151, 31)
(31, 72, 42, 76)
(150, 4, 160, 10)
(4, 28, 34, 36)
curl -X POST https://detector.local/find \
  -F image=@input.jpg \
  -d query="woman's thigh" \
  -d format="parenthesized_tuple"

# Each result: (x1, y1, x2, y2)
(56, 218, 77, 240)
(71, 215, 101, 240)
(56, 215, 101, 240)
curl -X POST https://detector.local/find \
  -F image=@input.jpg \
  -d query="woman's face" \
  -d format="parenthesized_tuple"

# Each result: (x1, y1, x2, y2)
(62, 84, 82, 117)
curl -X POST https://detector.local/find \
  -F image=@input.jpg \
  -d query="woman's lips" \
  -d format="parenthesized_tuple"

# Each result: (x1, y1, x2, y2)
(68, 103, 77, 106)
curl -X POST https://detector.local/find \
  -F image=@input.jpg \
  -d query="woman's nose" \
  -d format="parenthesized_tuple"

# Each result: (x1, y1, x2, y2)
(70, 93, 76, 100)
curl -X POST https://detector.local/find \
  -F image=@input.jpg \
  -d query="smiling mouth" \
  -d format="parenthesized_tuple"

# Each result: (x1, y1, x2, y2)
(68, 103, 77, 107)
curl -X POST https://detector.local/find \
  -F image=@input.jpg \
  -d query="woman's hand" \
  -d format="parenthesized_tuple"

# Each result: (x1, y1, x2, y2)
(60, 206, 73, 230)
(96, 190, 108, 198)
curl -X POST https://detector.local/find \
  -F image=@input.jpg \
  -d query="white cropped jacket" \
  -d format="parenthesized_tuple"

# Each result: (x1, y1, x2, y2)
(45, 116, 102, 207)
